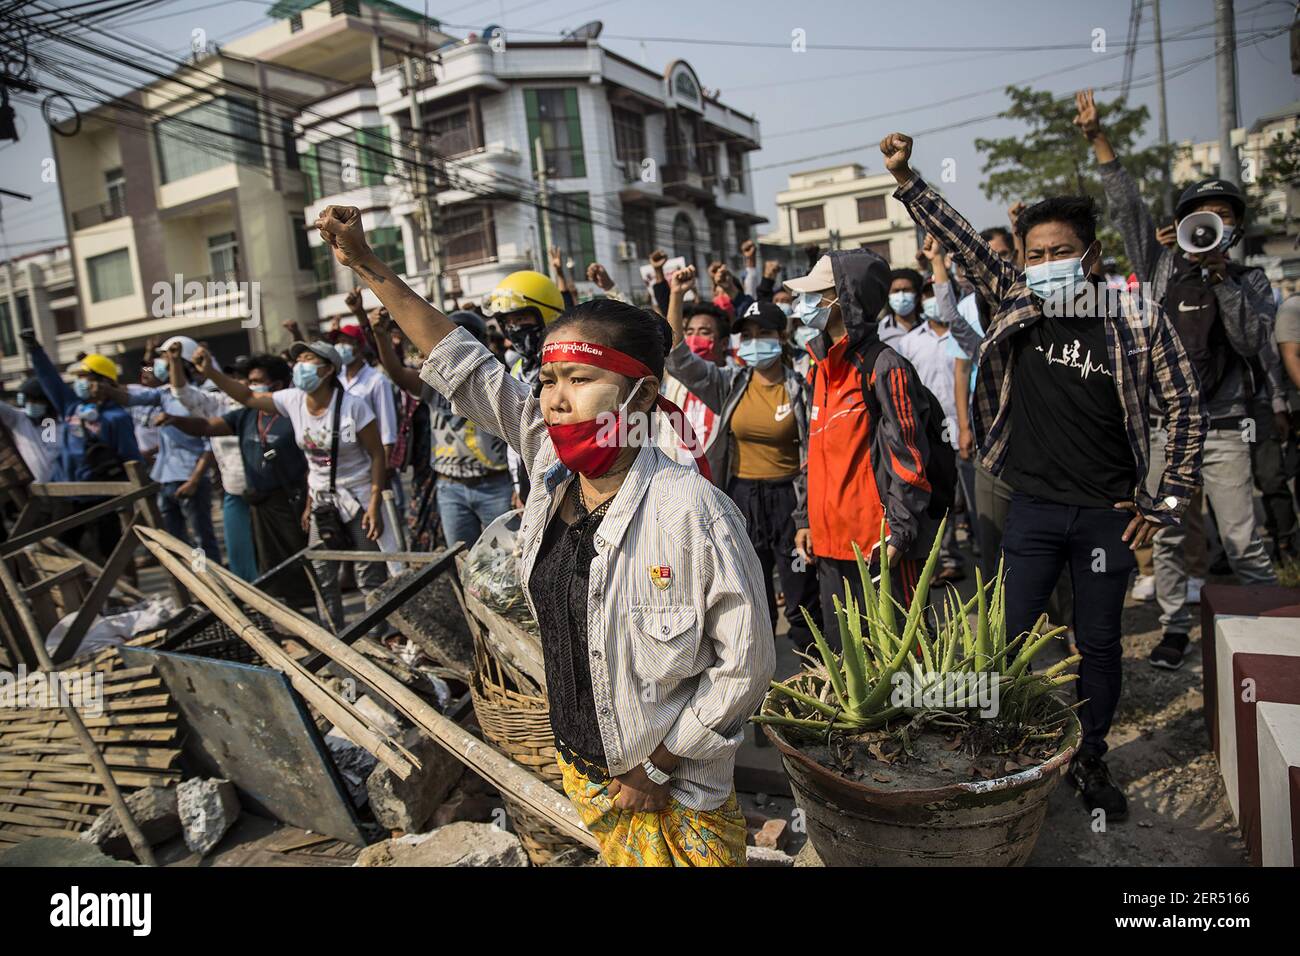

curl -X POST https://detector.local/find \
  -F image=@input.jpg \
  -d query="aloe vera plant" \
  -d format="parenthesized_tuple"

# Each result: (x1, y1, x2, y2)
(754, 516, 1081, 740)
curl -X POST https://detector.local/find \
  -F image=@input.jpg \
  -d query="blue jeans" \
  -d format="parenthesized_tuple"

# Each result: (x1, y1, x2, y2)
(435, 471, 514, 550)
(223, 492, 258, 581)
(159, 476, 221, 562)
(1002, 493, 1137, 759)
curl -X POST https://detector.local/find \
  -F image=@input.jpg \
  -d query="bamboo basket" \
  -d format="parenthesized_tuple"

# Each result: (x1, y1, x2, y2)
(469, 635, 581, 864)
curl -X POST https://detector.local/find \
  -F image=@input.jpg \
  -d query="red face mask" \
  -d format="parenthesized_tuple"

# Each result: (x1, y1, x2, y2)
(540, 340, 713, 482)
(684, 335, 715, 360)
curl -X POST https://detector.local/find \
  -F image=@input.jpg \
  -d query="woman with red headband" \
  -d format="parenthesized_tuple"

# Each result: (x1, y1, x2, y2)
(315, 205, 775, 867)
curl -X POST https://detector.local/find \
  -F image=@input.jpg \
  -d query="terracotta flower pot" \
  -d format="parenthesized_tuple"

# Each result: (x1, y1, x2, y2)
(761, 692, 1080, 867)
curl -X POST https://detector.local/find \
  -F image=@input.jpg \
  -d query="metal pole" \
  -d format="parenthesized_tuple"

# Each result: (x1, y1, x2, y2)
(1215, 0, 1241, 185)
(535, 137, 553, 256)
(1152, 0, 1175, 217)
(405, 56, 444, 310)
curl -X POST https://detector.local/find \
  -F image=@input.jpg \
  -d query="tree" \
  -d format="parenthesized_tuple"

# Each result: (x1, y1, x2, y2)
(1253, 127, 1300, 229)
(975, 85, 1175, 272)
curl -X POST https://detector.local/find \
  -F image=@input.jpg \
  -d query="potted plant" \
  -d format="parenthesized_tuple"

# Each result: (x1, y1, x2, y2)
(754, 520, 1082, 866)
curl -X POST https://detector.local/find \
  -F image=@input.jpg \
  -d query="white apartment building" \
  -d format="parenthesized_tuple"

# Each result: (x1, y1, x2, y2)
(299, 38, 764, 316)
(0, 245, 82, 392)
(51, 0, 449, 375)
(1172, 100, 1300, 287)
(759, 163, 921, 271)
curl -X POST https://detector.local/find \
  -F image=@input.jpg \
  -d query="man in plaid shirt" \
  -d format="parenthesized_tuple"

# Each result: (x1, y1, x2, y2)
(882, 131, 1207, 821)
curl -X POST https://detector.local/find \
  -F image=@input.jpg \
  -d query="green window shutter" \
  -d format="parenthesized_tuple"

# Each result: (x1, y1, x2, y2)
(564, 89, 584, 178)
(358, 127, 392, 186)
(301, 144, 318, 204)
(524, 89, 542, 176)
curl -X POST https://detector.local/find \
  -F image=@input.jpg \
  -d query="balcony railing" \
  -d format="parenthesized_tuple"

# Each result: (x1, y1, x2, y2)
(71, 197, 127, 231)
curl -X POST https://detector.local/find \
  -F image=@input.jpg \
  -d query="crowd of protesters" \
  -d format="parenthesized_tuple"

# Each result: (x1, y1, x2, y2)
(1, 85, 1297, 866)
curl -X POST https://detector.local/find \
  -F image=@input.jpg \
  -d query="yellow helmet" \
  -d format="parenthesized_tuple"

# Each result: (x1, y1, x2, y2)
(483, 270, 563, 325)
(76, 353, 119, 383)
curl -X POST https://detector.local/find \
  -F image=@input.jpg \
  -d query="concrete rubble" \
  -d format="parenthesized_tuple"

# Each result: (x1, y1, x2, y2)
(354, 821, 529, 867)
(176, 778, 241, 856)
(366, 727, 464, 833)
(80, 786, 180, 859)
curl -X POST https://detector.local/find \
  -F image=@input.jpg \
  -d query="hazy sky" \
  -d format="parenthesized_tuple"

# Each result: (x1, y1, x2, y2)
(2, 0, 1298, 259)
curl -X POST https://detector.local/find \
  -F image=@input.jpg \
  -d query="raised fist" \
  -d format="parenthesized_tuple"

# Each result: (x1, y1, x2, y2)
(740, 239, 756, 260)
(586, 263, 614, 291)
(879, 133, 913, 175)
(763, 260, 781, 280)
(670, 264, 697, 296)
(649, 249, 667, 270)
(191, 346, 212, 375)
(314, 205, 371, 268)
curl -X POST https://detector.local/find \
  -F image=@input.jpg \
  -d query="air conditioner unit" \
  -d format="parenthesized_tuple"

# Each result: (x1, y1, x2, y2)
(724, 176, 742, 193)
(617, 241, 638, 262)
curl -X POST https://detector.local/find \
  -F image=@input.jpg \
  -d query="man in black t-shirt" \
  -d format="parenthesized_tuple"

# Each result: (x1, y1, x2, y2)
(889, 126, 1207, 824)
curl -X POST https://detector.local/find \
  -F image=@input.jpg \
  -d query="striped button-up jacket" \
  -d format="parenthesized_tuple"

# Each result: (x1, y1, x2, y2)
(895, 175, 1207, 523)
(420, 327, 775, 810)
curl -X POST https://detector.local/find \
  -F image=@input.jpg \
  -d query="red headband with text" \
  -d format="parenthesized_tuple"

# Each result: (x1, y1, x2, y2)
(541, 340, 712, 481)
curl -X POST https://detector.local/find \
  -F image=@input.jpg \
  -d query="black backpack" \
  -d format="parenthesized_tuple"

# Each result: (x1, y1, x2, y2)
(853, 339, 957, 521)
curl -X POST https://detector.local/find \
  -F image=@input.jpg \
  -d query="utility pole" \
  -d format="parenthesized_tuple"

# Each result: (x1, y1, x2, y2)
(1215, 0, 1241, 186)
(404, 55, 444, 310)
(534, 137, 553, 267)
(1151, 0, 1175, 217)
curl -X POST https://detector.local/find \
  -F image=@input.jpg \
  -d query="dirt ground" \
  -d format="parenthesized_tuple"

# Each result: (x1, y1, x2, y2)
(764, 542, 1250, 867)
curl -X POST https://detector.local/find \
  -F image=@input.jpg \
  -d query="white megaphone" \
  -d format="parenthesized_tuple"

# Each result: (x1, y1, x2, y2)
(1176, 211, 1223, 255)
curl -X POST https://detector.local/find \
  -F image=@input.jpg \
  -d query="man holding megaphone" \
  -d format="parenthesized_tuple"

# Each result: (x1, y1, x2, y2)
(1078, 89, 1279, 672)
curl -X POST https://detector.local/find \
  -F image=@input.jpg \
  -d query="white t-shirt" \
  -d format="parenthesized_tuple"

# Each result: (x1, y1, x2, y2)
(0, 403, 58, 483)
(340, 362, 398, 446)
(271, 388, 376, 495)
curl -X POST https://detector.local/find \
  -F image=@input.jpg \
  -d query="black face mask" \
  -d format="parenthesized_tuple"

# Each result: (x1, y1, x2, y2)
(511, 325, 543, 366)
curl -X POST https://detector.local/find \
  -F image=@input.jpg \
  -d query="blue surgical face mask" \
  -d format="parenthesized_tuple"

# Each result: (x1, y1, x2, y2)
(153, 359, 169, 383)
(738, 337, 783, 369)
(1024, 256, 1086, 300)
(888, 291, 916, 316)
(336, 344, 355, 366)
(793, 325, 821, 349)
(776, 302, 794, 318)
(25, 402, 48, 421)
(794, 290, 834, 330)
(78, 402, 99, 424)
(922, 297, 941, 321)
(73, 378, 92, 400)
(293, 362, 323, 391)
(250, 383, 271, 394)
(1218, 226, 1235, 252)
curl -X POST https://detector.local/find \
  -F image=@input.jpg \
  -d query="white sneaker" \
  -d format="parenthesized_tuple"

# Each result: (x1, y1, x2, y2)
(1187, 576, 1204, 605)
(1131, 573, 1156, 602)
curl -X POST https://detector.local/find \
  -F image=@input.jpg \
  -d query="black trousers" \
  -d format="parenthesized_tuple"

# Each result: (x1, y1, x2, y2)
(816, 554, 927, 653)
(728, 477, 821, 646)
(249, 483, 313, 606)
(1002, 493, 1137, 759)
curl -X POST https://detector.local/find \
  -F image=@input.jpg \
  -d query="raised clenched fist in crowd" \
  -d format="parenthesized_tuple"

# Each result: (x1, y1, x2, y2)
(740, 239, 756, 261)
(649, 249, 668, 271)
(879, 133, 913, 181)
(920, 233, 942, 263)
(315, 205, 371, 268)
(763, 260, 781, 280)
(670, 264, 697, 296)
(191, 346, 212, 375)
(1073, 89, 1101, 141)
(586, 263, 614, 291)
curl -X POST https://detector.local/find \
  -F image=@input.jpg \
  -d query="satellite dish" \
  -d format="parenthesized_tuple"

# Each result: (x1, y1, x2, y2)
(562, 20, 603, 41)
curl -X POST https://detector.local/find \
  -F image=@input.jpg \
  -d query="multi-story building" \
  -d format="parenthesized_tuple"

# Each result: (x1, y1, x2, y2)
(0, 245, 82, 392)
(299, 39, 764, 316)
(758, 163, 921, 273)
(51, 0, 448, 375)
(1172, 100, 1300, 290)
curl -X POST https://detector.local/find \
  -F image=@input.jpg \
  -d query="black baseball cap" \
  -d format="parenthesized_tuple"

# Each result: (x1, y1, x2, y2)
(736, 300, 787, 333)
(1175, 178, 1246, 222)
